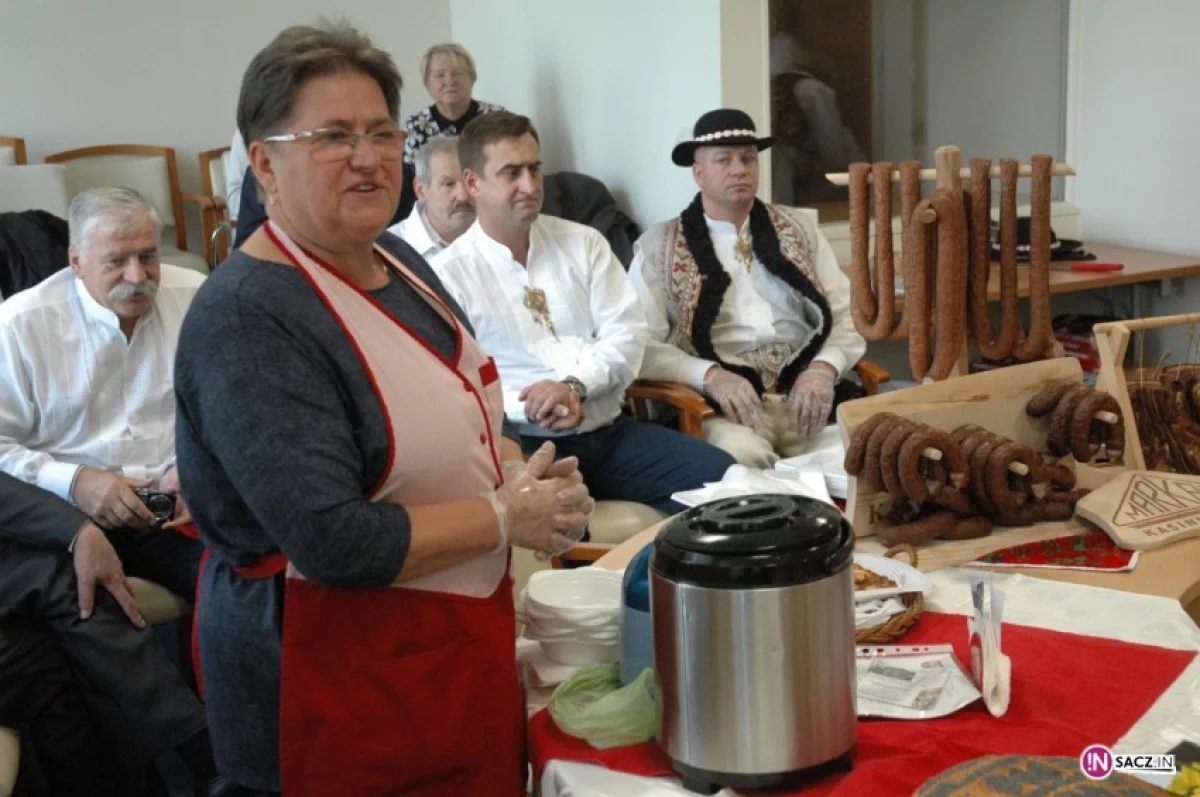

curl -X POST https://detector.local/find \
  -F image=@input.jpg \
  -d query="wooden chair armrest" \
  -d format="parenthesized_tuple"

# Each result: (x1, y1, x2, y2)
(181, 192, 225, 212)
(624, 379, 715, 438)
(550, 542, 615, 569)
(853, 359, 891, 395)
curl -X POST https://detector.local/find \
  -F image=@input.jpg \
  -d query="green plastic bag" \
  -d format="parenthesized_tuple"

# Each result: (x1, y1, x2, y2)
(547, 663, 658, 749)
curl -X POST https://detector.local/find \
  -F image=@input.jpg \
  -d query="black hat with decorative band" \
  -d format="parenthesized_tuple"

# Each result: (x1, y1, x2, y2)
(671, 108, 776, 167)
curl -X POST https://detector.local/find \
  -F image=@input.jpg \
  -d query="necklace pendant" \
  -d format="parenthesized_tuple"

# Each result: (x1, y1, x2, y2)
(523, 285, 559, 340)
(735, 235, 753, 268)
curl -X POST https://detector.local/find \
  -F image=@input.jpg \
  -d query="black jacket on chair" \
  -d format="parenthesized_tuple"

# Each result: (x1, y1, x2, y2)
(542, 171, 641, 268)
(0, 211, 69, 298)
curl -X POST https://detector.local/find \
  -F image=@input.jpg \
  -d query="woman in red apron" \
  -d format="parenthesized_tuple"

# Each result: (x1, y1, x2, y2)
(171, 22, 592, 796)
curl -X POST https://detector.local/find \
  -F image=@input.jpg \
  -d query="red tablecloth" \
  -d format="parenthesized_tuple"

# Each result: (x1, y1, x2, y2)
(528, 612, 1196, 796)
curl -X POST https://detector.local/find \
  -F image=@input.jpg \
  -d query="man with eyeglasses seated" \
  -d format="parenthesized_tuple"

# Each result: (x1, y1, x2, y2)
(0, 187, 221, 794)
(387, 136, 475, 260)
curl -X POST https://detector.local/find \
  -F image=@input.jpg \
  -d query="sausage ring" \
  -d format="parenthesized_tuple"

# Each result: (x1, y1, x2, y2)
(1047, 386, 1092, 457)
(1043, 463, 1076, 490)
(928, 486, 976, 517)
(923, 190, 970, 381)
(1069, 391, 1113, 462)
(940, 515, 993, 541)
(985, 442, 1043, 514)
(1026, 379, 1077, 417)
(880, 419, 921, 499)
(862, 413, 903, 491)
(1034, 495, 1076, 522)
(968, 158, 1019, 361)
(898, 428, 969, 502)
(969, 434, 1006, 515)
(993, 505, 1037, 528)
(876, 510, 957, 547)
(848, 162, 898, 341)
(845, 412, 896, 476)
(892, 160, 923, 340)
(951, 424, 986, 443)
(1011, 154, 1054, 361)
(884, 499, 923, 527)
(1069, 391, 1125, 463)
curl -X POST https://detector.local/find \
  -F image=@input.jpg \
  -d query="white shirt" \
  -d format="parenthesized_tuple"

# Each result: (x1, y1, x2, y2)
(387, 202, 446, 261)
(225, 130, 250, 221)
(431, 215, 647, 434)
(629, 209, 865, 390)
(0, 264, 206, 499)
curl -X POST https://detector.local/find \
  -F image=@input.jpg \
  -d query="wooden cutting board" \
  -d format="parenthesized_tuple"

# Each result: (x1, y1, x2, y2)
(1076, 469, 1200, 550)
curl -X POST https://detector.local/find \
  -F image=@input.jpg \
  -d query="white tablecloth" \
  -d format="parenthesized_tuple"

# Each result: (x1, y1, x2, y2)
(537, 569, 1200, 796)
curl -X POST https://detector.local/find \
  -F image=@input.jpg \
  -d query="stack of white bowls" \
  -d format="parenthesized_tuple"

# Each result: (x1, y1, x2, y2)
(520, 569, 622, 666)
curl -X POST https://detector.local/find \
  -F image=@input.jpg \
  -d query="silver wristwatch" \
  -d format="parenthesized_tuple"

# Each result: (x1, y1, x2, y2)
(562, 376, 588, 401)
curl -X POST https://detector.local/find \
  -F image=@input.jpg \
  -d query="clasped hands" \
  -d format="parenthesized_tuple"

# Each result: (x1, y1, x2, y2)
(490, 442, 594, 561)
(703, 363, 837, 439)
(518, 380, 585, 431)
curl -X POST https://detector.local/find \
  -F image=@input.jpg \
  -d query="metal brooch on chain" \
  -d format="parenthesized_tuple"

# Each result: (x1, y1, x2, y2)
(523, 285, 559, 340)
(735, 234, 753, 268)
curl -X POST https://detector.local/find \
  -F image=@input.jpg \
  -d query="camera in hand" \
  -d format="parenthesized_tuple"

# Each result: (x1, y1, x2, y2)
(135, 489, 176, 523)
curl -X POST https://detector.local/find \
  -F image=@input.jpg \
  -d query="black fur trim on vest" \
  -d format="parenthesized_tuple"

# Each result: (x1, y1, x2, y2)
(678, 193, 834, 394)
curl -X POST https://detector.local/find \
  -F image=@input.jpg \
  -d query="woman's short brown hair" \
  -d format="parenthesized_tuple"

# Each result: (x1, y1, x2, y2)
(237, 19, 404, 145)
(458, 112, 540, 176)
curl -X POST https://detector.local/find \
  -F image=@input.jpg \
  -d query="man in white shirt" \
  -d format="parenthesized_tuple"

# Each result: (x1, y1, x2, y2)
(224, 129, 250, 222)
(387, 136, 475, 260)
(0, 187, 220, 789)
(432, 112, 733, 512)
(630, 109, 867, 468)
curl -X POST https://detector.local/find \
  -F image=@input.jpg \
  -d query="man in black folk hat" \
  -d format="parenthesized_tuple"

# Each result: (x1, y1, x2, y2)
(629, 109, 866, 468)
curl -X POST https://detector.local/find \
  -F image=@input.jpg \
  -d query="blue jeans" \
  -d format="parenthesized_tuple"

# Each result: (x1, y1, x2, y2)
(520, 414, 735, 514)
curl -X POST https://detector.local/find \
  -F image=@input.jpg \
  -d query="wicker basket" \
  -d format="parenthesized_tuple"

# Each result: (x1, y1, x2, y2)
(855, 545, 925, 644)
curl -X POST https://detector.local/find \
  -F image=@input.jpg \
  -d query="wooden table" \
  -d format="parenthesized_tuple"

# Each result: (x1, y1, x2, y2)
(845, 243, 1200, 315)
(984, 243, 1200, 299)
(594, 522, 1200, 623)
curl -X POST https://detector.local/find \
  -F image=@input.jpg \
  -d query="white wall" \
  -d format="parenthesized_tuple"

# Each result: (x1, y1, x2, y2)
(0, 0, 450, 247)
(1073, 0, 1200, 361)
(450, 0, 723, 227)
(921, 0, 1069, 173)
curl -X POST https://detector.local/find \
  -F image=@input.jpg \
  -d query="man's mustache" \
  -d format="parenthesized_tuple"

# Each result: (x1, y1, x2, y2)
(108, 280, 159, 302)
(449, 201, 474, 215)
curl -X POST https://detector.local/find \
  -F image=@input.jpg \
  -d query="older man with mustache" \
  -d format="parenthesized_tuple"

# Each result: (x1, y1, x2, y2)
(388, 136, 475, 259)
(0, 187, 220, 793)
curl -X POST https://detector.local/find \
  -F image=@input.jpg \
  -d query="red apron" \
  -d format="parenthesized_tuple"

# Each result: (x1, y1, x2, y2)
(224, 222, 525, 796)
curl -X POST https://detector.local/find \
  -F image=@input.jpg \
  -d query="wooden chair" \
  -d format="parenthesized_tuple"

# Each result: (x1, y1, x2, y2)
(182, 147, 233, 269)
(551, 360, 891, 568)
(44, 144, 209, 274)
(0, 164, 69, 216)
(0, 136, 26, 166)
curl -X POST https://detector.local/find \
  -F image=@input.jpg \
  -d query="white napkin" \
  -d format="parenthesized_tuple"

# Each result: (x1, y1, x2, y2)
(855, 597, 907, 629)
(967, 575, 1013, 717)
(670, 464, 834, 508)
(775, 426, 849, 499)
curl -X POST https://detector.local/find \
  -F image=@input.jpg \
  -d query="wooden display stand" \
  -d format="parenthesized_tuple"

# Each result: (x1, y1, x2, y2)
(1093, 311, 1200, 472)
(836, 357, 1121, 570)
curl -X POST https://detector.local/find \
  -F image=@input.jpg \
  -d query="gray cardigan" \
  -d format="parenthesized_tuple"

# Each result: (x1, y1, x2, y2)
(173, 233, 516, 790)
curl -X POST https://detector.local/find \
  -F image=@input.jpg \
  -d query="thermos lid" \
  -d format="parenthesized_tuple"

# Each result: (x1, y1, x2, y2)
(653, 494, 854, 588)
